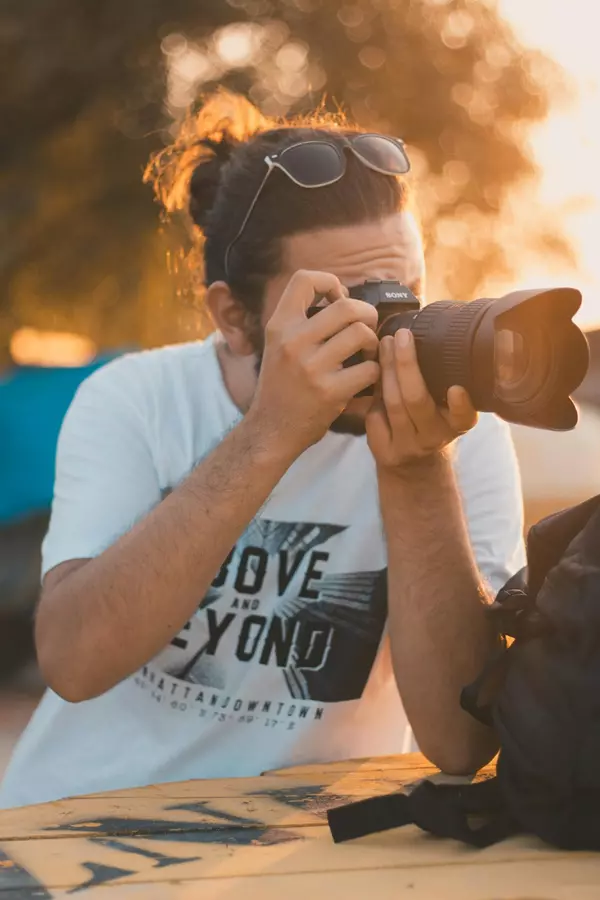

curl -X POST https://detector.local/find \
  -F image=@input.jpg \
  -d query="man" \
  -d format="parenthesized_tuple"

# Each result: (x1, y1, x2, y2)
(0, 93, 524, 808)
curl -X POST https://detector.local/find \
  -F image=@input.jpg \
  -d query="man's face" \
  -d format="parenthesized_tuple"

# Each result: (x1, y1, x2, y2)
(258, 210, 425, 436)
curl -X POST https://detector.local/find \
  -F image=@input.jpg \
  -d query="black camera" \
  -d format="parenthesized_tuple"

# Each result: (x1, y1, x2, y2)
(308, 279, 590, 431)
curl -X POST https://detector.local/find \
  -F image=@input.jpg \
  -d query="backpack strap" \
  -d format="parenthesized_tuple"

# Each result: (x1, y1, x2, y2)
(460, 583, 553, 726)
(327, 776, 516, 847)
(460, 644, 510, 726)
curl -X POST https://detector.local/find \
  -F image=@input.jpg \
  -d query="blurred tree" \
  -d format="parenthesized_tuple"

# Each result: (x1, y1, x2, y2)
(0, 0, 573, 358)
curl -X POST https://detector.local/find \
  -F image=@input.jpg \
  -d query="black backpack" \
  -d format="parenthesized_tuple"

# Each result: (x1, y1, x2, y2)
(328, 494, 600, 850)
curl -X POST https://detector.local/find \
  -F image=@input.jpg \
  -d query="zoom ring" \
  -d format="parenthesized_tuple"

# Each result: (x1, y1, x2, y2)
(410, 299, 491, 397)
(443, 299, 490, 385)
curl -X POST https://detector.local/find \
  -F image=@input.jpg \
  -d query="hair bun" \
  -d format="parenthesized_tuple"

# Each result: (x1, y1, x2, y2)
(144, 90, 270, 228)
(188, 137, 236, 228)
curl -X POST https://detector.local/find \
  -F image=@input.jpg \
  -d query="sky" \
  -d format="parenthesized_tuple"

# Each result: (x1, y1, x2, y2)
(498, 0, 600, 329)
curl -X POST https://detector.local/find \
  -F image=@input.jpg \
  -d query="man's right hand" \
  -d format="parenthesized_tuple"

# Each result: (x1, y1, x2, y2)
(35, 270, 380, 703)
(248, 270, 380, 456)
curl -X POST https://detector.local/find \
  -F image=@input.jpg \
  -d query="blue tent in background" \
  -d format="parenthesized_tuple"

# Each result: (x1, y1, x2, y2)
(0, 352, 126, 679)
(0, 354, 119, 525)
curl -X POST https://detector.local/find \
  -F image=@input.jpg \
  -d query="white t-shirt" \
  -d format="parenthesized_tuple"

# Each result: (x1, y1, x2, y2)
(0, 335, 525, 809)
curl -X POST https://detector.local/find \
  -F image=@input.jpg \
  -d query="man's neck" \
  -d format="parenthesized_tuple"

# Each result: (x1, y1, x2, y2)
(214, 332, 259, 414)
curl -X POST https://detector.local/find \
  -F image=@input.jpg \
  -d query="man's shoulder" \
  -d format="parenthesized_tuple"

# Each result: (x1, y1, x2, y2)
(77, 338, 215, 399)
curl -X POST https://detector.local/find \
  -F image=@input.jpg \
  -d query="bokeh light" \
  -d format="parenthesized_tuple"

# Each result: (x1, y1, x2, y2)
(494, 0, 600, 327)
(10, 329, 97, 368)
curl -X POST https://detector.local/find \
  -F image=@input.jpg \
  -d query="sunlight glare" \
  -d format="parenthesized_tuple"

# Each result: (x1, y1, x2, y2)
(498, 0, 600, 328)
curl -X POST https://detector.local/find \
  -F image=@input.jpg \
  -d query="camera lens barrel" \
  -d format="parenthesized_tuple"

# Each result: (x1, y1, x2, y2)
(408, 299, 491, 405)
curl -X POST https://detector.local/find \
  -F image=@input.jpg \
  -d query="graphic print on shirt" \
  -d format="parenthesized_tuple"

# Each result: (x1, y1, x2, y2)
(153, 518, 387, 704)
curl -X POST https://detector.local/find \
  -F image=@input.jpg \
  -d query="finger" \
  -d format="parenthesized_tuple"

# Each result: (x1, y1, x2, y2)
(393, 329, 438, 431)
(306, 297, 379, 342)
(314, 321, 379, 367)
(444, 386, 478, 434)
(310, 283, 350, 307)
(380, 335, 415, 437)
(365, 377, 392, 446)
(370, 367, 385, 411)
(270, 270, 346, 324)
(326, 359, 380, 401)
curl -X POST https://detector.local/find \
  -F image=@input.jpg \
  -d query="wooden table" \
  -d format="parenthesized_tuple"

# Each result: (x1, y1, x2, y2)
(0, 753, 598, 898)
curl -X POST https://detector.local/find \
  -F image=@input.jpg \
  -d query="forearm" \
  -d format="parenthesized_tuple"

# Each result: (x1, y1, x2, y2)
(380, 452, 499, 774)
(37, 413, 296, 701)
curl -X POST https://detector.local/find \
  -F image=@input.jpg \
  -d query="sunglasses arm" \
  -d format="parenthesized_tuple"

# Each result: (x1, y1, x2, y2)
(223, 162, 274, 281)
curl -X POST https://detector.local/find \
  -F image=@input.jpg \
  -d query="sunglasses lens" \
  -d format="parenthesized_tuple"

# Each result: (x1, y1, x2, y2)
(352, 135, 410, 175)
(279, 142, 343, 186)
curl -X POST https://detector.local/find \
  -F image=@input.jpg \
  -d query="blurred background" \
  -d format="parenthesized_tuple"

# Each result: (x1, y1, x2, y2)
(2, 0, 600, 776)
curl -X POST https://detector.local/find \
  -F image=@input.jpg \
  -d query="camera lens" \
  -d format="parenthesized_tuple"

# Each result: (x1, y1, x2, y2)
(312, 281, 589, 431)
(406, 288, 588, 430)
(494, 330, 530, 390)
(492, 327, 554, 406)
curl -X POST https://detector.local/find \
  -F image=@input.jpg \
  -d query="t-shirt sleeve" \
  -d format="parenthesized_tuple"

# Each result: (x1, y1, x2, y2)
(41, 357, 162, 579)
(454, 413, 526, 596)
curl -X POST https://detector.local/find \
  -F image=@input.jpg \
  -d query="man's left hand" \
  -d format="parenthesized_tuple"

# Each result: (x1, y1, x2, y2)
(366, 329, 478, 470)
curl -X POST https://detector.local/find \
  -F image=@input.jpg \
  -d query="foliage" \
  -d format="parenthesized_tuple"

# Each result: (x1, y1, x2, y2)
(0, 0, 572, 356)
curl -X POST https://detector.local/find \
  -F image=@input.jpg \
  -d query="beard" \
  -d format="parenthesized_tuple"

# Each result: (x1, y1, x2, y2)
(328, 413, 367, 436)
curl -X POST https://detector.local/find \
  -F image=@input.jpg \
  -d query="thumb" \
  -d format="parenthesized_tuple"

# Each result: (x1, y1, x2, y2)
(445, 385, 478, 433)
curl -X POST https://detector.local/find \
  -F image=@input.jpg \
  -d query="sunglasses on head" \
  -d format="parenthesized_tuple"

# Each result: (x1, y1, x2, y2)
(223, 133, 411, 280)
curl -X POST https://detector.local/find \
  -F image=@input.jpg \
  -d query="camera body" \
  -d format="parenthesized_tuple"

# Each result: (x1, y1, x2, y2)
(309, 279, 421, 332)
(347, 279, 421, 317)
(308, 279, 420, 395)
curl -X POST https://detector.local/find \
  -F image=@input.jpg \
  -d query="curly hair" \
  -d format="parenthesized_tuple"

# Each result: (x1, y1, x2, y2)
(144, 89, 410, 317)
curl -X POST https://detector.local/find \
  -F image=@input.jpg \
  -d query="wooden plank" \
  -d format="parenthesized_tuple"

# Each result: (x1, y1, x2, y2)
(0, 766, 490, 842)
(0, 767, 439, 840)
(0, 847, 51, 898)
(263, 751, 437, 776)
(0, 823, 595, 893)
(0, 783, 386, 841)
(67, 765, 439, 800)
(18, 856, 600, 900)
(62, 754, 439, 800)
(0, 752, 589, 899)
